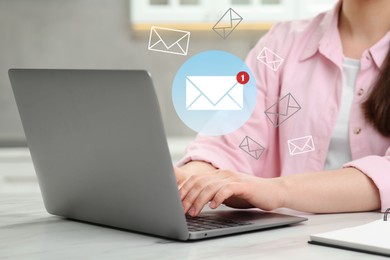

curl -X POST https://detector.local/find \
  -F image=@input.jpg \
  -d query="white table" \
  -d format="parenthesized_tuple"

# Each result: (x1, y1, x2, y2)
(1, 196, 387, 259)
(0, 148, 386, 259)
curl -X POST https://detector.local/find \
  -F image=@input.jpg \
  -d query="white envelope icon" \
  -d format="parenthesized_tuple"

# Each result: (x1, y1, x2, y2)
(186, 76, 243, 110)
(257, 47, 283, 71)
(213, 8, 243, 39)
(287, 135, 315, 155)
(148, 26, 190, 55)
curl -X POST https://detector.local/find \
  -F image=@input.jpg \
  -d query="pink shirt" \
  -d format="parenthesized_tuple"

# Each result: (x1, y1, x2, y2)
(178, 3, 390, 211)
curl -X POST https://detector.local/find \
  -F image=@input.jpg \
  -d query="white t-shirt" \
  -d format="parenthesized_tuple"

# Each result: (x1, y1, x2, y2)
(324, 58, 360, 170)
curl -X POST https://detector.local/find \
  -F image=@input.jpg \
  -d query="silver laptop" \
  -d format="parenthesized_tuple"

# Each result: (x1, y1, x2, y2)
(8, 69, 307, 241)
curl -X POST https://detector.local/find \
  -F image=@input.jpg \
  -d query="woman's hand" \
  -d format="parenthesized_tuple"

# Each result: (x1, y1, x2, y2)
(177, 168, 285, 217)
(176, 163, 381, 215)
(174, 161, 217, 187)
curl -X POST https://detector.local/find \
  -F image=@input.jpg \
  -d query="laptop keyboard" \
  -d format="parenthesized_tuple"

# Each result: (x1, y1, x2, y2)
(186, 215, 251, 232)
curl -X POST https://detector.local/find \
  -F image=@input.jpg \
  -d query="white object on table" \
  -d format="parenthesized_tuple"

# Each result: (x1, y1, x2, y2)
(310, 218, 390, 256)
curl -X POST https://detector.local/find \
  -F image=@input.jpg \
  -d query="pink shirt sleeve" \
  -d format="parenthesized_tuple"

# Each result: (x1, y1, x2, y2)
(344, 149, 390, 211)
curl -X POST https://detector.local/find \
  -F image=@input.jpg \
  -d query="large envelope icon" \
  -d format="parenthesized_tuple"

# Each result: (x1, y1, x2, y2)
(264, 93, 301, 127)
(212, 8, 243, 39)
(257, 47, 284, 71)
(186, 76, 243, 110)
(239, 136, 265, 160)
(148, 26, 190, 55)
(288, 135, 315, 155)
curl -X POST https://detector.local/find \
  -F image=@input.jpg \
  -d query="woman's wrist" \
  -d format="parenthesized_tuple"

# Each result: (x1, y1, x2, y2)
(261, 177, 288, 210)
(274, 177, 288, 209)
(180, 160, 217, 175)
(249, 177, 288, 211)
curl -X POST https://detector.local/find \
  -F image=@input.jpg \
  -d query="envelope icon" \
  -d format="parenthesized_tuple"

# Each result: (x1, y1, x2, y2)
(239, 136, 265, 160)
(257, 47, 283, 71)
(148, 26, 190, 55)
(186, 76, 243, 110)
(213, 8, 243, 39)
(288, 135, 315, 155)
(264, 93, 301, 127)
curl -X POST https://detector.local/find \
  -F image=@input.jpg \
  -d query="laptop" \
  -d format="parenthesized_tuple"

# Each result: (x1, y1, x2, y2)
(8, 69, 307, 241)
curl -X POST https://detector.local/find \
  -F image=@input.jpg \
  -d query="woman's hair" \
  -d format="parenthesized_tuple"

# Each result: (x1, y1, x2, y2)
(362, 46, 390, 137)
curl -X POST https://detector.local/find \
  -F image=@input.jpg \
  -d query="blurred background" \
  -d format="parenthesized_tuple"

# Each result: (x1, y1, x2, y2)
(0, 0, 337, 193)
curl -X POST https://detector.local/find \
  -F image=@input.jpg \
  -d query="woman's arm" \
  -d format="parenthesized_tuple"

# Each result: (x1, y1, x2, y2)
(176, 163, 381, 216)
(279, 167, 380, 213)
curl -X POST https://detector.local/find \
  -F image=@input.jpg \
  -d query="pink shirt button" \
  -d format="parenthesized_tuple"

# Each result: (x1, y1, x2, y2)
(354, 128, 362, 135)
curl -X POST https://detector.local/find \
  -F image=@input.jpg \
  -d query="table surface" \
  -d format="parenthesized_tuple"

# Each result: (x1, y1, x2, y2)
(0, 148, 387, 260)
(1, 195, 387, 260)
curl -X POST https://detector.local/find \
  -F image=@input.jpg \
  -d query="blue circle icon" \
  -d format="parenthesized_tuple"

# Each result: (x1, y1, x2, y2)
(172, 50, 257, 136)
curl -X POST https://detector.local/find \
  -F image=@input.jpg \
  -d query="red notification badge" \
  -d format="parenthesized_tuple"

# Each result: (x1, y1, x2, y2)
(236, 71, 250, 84)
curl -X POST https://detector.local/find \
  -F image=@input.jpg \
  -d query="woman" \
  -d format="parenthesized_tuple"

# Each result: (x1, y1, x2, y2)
(175, 0, 390, 217)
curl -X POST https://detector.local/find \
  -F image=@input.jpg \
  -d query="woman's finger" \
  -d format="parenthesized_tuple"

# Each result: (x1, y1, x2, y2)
(188, 180, 229, 216)
(179, 174, 214, 213)
(210, 183, 243, 209)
